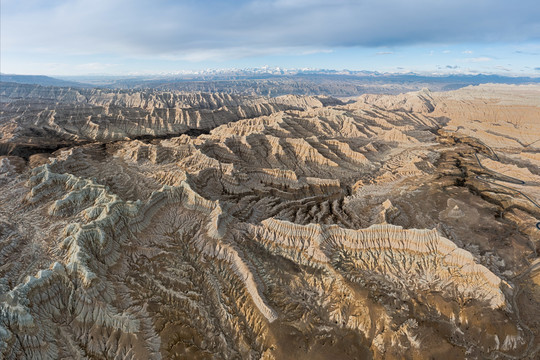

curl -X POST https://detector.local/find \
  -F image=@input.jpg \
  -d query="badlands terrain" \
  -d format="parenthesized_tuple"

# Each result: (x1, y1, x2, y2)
(0, 82, 539, 359)
(5, 72, 540, 97)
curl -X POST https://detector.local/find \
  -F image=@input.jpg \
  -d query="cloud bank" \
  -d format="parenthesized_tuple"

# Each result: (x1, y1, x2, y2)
(2, 0, 539, 60)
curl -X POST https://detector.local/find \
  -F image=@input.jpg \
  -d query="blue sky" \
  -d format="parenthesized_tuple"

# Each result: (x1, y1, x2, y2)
(1, 0, 539, 76)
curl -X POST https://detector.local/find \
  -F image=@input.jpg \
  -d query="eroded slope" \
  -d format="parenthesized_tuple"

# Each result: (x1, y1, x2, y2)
(1, 84, 539, 359)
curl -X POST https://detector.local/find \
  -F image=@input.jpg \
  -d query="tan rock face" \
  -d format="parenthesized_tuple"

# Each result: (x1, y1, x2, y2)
(1, 84, 539, 359)
(0, 83, 326, 151)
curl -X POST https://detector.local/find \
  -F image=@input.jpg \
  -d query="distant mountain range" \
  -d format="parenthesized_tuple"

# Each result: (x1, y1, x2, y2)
(0, 74, 91, 88)
(2, 70, 539, 97)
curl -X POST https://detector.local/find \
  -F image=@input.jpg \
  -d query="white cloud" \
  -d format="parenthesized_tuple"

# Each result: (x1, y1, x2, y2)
(468, 57, 492, 62)
(495, 65, 511, 71)
(75, 63, 119, 71)
(2, 0, 539, 60)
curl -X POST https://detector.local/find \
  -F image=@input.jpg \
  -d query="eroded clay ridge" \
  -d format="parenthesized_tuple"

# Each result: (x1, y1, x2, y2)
(0, 159, 509, 358)
(357, 84, 540, 150)
(1, 164, 157, 358)
(1, 84, 539, 359)
(0, 163, 278, 358)
(0, 82, 330, 147)
(248, 218, 505, 308)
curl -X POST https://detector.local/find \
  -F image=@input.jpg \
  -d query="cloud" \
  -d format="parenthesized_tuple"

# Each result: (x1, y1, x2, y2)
(468, 57, 493, 62)
(75, 62, 119, 71)
(2, 0, 540, 61)
(495, 65, 511, 71)
(462, 50, 473, 54)
(300, 48, 334, 55)
(515, 50, 540, 55)
(376, 51, 393, 55)
(535, 67, 540, 71)
(446, 65, 459, 69)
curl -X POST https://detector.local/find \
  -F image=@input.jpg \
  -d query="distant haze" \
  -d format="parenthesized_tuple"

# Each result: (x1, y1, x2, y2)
(1, 0, 539, 76)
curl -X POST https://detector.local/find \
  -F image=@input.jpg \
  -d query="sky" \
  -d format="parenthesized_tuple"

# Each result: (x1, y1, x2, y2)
(1, 0, 539, 76)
